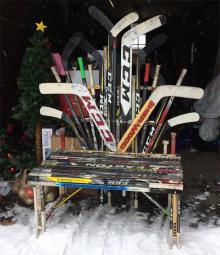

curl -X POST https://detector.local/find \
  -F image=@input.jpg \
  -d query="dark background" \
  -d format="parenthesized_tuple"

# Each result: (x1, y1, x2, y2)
(0, 0, 219, 128)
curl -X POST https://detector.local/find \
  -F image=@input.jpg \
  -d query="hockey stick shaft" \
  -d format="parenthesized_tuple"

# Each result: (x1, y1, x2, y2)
(103, 46, 108, 121)
(151, 65, 161, 89)
(139, 64, 160, 152)
(133, 52, 141, 152)
(138, 63, 151, 151)
(88, 64, 96, 101)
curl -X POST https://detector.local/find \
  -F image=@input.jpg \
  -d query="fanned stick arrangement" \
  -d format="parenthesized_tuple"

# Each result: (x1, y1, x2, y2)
(39, 7, 204, 154)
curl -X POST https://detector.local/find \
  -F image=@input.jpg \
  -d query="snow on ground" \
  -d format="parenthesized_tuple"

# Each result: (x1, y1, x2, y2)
(0, 196, 220, 255)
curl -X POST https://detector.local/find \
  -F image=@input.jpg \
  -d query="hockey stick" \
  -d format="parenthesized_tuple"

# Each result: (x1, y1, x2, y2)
(61, 32, 83, 71)
(78, 57, 98, 150)
(39, 82, 116, 152)
(151, 64, 161, 89)
(89, 6, 139, 138)
(154, 69, 187, 125)
(40, 106, 86, 149)
(108, 12, 139, 137)
(88, 5, 114, 32)
(117, 85, 204, 152)
(88, 63, 102, 148)
(131, 53, 141, 152)
(110, 12, 139, 38)
(103, 46, 108, 121)
(89, 5, 139, 36)
(138, 63, 152, 151)
(138, 64, 161, 152)
(139, 33, 167, 64)
(61, 33, 103, 76)
(88, 64, 97, 104)
(80, 38, 103, 72)
(51, 66, 92, 149)
(143, 69, 187, 153)
(151, 112, 200, 153)
(61, 38, 96, 150)
(120, 15, 166, 122)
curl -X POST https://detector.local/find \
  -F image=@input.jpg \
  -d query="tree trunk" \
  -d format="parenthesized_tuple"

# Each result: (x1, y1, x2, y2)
(35, 121, 43, 163)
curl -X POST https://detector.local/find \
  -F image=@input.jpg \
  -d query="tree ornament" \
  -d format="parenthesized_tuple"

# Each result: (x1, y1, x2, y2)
(7, 153, 13, 159)
(23, 187, 34, 198)
(35, 21, 47, 32)
(8, 167, 16, 173)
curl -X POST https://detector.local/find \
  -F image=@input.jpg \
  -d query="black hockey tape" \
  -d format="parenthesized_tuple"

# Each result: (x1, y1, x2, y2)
(89, 5, 114, 32)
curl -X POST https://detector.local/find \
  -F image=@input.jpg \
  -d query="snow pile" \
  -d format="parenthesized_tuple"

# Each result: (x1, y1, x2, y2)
(0, 198, 220, 255)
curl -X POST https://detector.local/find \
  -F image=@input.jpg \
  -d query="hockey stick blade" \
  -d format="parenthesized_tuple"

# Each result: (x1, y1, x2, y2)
(89, 5, 114, 32)
(39, 83, 116, 152)
(143, 33, 167, 55)
(40, 106, 63, 119)
(140, 33, 167, 63)
(80, 38, 103, 71)
(168, 112, 200, 127)
(62, 33, 103, 72)
(61, 33, 83, 71)
(117, 85, 204, 152)
(110, 12, 139, 37)
(122, 15, 166, 47)
(151, 112, 200, 153)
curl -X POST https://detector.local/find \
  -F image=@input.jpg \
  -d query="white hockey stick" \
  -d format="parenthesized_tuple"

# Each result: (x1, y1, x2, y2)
(143, 68, 187, 153)
(120, 15, 166, 118)
(39, 83, 116, 152)
(107, 12, 139, 136)
(152, 112, 200, 152)
(167, 112, 200, 127)
(110, 12, 139, 37)
(117, 85, 204, 152)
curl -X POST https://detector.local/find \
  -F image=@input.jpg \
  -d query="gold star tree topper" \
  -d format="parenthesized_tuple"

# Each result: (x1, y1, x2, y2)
(35, 21, 47, 32)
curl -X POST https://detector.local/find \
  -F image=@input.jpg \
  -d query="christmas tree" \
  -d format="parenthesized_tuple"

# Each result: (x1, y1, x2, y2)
(0, 125, 35, 179)
(13, 31, 57, 137)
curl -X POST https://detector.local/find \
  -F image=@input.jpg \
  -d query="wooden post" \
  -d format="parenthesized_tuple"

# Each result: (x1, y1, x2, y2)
(169, 192, 181, 248)
(171, 132, 176, 155)
(162, 140, 169, 154)
(33, 185, 45, 237)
